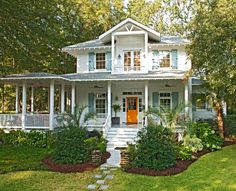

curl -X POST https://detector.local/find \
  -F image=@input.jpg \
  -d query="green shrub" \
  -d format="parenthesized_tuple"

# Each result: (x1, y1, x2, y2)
(187, 122, 223, 151)
(85, 136, 99, 153)
(183, 135, 203, 153)
(53, 126, 89, 164)
(126, 143, 137, 162)
(132, 124, 176, 170)
(97, 137, 107, 153)
(224, 115, 236, 137)
(175, 144, 192, 160)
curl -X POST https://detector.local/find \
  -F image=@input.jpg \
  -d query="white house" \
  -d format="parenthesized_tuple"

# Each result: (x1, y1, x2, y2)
(0, 18, 216, 148)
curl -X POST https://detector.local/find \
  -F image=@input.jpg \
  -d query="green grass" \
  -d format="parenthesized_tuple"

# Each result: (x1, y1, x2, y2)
(0, 144, 50, 173)
(0, 144, 236, 191)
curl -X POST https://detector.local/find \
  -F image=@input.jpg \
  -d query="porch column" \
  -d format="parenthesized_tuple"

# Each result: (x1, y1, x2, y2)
(31, 86, 34, 113)
(144, 32, 148, 71)
(111, 34, 115, 70)
(22, 82, 27, 130)
(49, 80, 54, 130)
(71, 82, 75, 114)
(15, 85, 19, 113)
(107, 81, 112, 124)
(184, 80, 189, 118)
(188, 78, 193, 120)
(60, 83, 65, 113)
(145, 80, 149, 112)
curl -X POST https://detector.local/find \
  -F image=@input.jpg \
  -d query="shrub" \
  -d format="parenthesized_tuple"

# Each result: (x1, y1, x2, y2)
(175, 144, 192, 160)
(224, 115, 236, 137)
(97, 137, 107, 153)
(52, 126, 90, 164)
(187, 122, 223, 151)
(183, 135, 203, 153)
(132, 124, 176, 170)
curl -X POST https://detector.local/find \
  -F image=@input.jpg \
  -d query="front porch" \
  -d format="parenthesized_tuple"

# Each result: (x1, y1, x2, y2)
(0, 73, 192, 137)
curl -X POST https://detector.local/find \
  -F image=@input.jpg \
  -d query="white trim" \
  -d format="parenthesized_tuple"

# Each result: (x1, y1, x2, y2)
(15, 85, 19, 113)
(61, 83, 65, 113)
(31, 86, 34, 113)
(99, 18, 160, 41)
(49, 80, 54, 130)
(145, 81, 149, 112)
(113, 31, 146, 36)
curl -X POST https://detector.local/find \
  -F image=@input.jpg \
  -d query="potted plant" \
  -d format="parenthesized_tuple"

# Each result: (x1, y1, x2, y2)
(112, 104, 121, 125)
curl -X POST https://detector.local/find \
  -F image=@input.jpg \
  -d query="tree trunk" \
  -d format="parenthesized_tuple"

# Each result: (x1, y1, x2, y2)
(215, 101, 224, 138)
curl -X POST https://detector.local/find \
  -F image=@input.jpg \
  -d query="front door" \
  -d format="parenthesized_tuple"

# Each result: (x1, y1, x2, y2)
(126, 97, 138, 124)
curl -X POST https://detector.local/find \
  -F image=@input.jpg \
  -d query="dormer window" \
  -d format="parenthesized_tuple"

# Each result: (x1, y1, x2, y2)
(96, 53, 106, 69)
(159, 51, 170, 68)
(124, 50, 141, 71)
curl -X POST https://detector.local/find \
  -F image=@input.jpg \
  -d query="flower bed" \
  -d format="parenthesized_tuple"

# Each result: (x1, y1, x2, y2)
(42, 152, 110, 173)
(124, 141, 236, 176)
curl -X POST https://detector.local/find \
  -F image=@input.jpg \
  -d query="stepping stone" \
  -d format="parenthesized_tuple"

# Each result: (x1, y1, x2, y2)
(96, 180, 106, 184)
(94, 174, 103, 179)
(105, 175, 114, 179)
(99, 185, 109, 190)
(87, 184, 97, 190)
(103, 170, 110, 174)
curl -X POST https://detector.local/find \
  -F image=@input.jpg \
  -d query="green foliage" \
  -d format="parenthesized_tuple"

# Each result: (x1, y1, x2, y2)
(112, 104, 121, 117)
(175, 144, 192, 161)
(224, 115, 236, 136)
(183, 135, 203, 153)
(0, 130, 54, 148)
(53, 126, 89, 164)
(126, 143, 137, 163)
(132, 124, 176, 170)
(187, 122, 223, 151)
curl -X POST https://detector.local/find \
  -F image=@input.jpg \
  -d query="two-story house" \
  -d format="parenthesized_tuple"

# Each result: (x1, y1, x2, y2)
(0, 18, 217, 149)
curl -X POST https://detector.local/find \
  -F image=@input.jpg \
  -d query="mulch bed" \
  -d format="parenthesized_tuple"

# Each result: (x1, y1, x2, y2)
(125, 141, 236, 177)
(42, 152, 111, 173)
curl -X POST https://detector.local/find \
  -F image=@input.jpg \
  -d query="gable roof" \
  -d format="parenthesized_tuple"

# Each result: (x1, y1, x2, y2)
(99, 18, 161, 43)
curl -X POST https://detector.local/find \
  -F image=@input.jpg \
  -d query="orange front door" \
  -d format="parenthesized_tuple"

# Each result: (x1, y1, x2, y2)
(126, 97, 138, 124)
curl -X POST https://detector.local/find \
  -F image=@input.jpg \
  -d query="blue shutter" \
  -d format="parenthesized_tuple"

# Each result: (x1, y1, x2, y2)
(88, 93, 94, 113)
(152, 92, 159, 108)
(88, 52, 95, 71)
(171, 49, 178, 69)
(152, 50, 159, 70)
(172, 92, 179, 109)
(106, 52, 112, 71)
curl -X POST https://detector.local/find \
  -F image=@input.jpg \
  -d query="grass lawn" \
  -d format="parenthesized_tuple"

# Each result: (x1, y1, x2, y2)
(0, 144, 236, 191)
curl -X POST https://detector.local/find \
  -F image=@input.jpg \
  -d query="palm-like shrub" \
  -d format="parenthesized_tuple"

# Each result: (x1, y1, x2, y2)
(146, 102, 188, 130)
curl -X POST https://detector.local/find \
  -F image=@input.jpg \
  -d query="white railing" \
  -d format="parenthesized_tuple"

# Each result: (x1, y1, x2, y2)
(25, 114, 49, 128)
(102, 114, 110, 138)
(0, 114, 22, 128)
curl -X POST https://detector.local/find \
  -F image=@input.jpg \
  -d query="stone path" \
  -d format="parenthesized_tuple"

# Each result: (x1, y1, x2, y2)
(86, 165, 117, 190)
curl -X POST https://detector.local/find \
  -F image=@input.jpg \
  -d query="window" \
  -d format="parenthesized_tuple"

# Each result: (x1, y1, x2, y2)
(193, 94, 208, 110)
(159, 51, 170, 68)
(159, 92, 171, 109)
(124, 50, 141, 71)
(95, 93, 106, 114)
(123, 98, 126, 112)
(139, 98, 143, 112)
(96, 53, 106, 69)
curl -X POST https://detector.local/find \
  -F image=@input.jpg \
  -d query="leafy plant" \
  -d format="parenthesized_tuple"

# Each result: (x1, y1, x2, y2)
(183, 135, 203, 153)
(175, 144, 192, 160)
(224, 115, 236, 137)
(132, 124, 176, 170)
(112, 104, 121, 117)
(187, 122, 223, 151)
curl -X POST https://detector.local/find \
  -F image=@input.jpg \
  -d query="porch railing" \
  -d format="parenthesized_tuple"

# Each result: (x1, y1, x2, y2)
(25, 114, 49, 128)
(0, 114, 22, 128)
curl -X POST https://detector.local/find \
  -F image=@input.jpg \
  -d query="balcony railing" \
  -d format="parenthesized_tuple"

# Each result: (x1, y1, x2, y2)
(0, 114, 22, 128)
(25, 114, 49, 128)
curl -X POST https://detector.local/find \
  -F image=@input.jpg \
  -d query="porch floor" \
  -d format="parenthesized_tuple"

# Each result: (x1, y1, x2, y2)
(111, 122, 143, 129)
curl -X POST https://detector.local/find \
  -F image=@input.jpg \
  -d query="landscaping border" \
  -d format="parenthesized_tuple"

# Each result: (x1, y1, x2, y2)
(42, 152, 111, 173)
(124, 141, 236, 176)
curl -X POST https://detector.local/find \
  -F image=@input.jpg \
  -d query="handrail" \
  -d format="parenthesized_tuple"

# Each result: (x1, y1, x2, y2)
(102, 113, 110, 138)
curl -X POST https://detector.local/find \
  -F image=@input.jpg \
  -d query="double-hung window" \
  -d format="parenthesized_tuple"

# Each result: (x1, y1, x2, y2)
(159, 92, 171, 110)
(159, 51, 170, 68)
(95, 93, 107, 114)
(96, 53, 106, 69)
(124, 50, 141, 71)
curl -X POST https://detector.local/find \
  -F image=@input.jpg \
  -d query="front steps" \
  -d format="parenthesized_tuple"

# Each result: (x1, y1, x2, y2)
(106, 128, 140, 150)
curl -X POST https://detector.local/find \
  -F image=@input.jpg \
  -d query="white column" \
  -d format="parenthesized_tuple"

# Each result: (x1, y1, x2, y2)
(31, 86, 34, 113)
(188, 78, 193, 120)
(71, 82, 76, 114)
(222, 101, 227, 116)
(60, 83, 65, 113)
(22, 82, 27, 129)
(15, 85, 19, 113)
(107, 81, 112, 124)
(111, 34, 115, 70)
(49, 80, 54, 130)
(184, 80, 189, 117)
(144, 32, 148, 71)
(145, 80, 149, 112)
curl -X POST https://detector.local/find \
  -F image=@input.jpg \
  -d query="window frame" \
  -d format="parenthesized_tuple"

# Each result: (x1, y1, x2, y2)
(159, 92, 172, 110)
(158, 50, 171, 68)
(123, 49, 141, 71)
(95, 93, 107, 114)
(95, 53, 106, 70)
